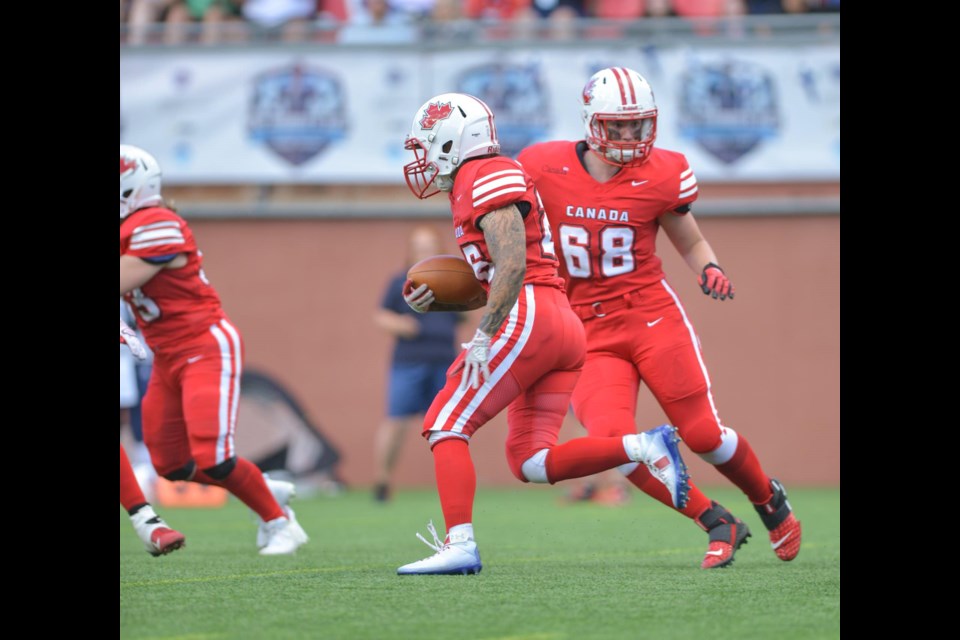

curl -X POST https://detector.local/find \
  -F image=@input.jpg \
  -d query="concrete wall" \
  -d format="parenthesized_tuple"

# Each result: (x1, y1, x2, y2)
(191, 213, 840, 488)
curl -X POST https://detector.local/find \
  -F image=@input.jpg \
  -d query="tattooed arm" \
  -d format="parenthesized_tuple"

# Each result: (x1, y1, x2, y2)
(476, 204, 527, 336)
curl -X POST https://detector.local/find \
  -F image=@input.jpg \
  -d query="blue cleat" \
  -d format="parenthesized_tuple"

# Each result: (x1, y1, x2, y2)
(624, 425, 691, 509)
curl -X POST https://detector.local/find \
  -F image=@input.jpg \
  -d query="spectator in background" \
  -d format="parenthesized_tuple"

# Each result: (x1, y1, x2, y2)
(672, 0, 745, 16)
(745, 0, 806, 12)
(372, 226, 462, 502)
(464, 0, 533, 20)
(126, 0, 242, 45)
(242, 0, 318, 41)
(591, 0, 645, 19)
(338, 0, 417, 43)
(423, 0, 474, 42)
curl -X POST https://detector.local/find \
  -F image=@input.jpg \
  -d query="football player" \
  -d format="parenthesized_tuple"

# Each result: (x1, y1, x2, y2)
(119, 145, 306, 555)
(396, 93, 691, 575)
(517, 67, 801, 568)
(120, 319, 185, 556)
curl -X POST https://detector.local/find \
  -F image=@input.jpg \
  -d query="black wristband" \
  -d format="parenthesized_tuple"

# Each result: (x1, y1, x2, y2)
(703, 262, 723, 274)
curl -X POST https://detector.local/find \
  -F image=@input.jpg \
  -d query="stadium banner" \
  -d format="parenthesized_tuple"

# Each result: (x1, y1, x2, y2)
(120, 45, 839, 183)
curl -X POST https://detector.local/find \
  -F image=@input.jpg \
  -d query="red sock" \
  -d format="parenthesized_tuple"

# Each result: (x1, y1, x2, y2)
(432, 438, 475, 531)
(544, 437, 630, 483)
(714, 437, 773, 504)
(119, 445, 148, 512)
(193, 458, 284, 522)
(626, 465, 711, 518)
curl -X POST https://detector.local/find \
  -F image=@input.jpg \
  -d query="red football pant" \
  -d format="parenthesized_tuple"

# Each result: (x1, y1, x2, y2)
(141, 319, 284, 521)
(142, 319, 243, 474)
(572, 280, 771, 508)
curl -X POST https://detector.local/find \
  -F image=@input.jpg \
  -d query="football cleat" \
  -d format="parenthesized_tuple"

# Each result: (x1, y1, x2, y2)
(695, 501, 751, 569)
(397, 521, 482, 576)
(130, 506, 185, 557)
(259, 514, 309, 556)
(754, 478, 801, 561)
(256, 474, 298, 549)
(623, 425, 690, 509)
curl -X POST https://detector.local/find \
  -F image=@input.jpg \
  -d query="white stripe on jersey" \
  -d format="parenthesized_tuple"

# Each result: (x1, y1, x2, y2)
(130, 238, 187, 250)
(131, 227, 185, 245)
(473, 169, 524, 188)
(133, 221, 180, 234)
(679, 186, 699, 199)
(681, 168, 693, 179)
(473, 174, 526, 200)
(680, 175, 697, 191)
(474, 187, 528, 208)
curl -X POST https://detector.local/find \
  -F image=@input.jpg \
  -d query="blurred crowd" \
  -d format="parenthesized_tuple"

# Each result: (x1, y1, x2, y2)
(120, 0, 840, 45)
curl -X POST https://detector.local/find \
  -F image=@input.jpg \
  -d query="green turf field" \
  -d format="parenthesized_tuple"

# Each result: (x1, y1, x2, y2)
(120, 486, 840, 640)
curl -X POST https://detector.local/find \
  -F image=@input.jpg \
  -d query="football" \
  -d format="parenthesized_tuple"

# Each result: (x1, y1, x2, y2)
(407, 255, 485, 307)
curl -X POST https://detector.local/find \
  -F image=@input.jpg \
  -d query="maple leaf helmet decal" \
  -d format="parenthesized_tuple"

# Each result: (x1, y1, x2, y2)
(120, 145, 163, 220)
(403, 93, 501, 199)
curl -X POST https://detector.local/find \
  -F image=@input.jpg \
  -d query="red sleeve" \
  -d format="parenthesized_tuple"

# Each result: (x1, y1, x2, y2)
(121, 208, 194, 260)
(670, 155, 699, 212)
(467, 157, 533, 220)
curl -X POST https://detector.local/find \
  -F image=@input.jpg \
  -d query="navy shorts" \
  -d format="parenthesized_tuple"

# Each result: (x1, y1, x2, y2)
(387, 361, 449, 418)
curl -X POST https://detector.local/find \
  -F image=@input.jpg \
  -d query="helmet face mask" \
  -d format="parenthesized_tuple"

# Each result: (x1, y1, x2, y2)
(581, 67, 658, 167)
(120, 144, 163, 219)
(403, 93, 500, 199)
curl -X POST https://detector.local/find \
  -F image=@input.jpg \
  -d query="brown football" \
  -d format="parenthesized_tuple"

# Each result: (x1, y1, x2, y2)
(407, 255, 485, 306)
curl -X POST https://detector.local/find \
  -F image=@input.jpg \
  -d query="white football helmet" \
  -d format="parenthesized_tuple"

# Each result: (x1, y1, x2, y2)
(120, 144, 163, 219)
(581, 67, 658, 167)
(404, 93, 501, 199)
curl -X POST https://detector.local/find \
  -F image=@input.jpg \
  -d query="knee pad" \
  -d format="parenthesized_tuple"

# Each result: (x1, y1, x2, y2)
(697, 427, 739, 465)
(427, 431, 470, 449)
(161, 460, 196, 482)
(519, 449, 550, 484)
(202, 457, 237, 480)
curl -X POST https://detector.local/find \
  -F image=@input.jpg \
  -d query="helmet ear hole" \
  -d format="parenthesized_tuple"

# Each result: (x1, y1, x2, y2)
(122, 189, 133, 198)
(442, 140, 453, 153)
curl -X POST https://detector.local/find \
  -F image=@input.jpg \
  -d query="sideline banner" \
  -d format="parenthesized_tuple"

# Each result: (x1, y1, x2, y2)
(120, 45, 839, 183)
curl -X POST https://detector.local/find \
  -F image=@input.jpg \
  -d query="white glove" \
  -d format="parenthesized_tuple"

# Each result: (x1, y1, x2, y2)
(403, 279, 435, 314)
(120, 318, 147, 361)
(458, 329, 492, 392)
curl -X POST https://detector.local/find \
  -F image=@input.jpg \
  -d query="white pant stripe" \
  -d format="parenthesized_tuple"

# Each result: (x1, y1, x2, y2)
(209, 321, 237, 464)
(219, 319, 243, 460)
(659, 280, 725, 430)
(430, 285, 534, 432)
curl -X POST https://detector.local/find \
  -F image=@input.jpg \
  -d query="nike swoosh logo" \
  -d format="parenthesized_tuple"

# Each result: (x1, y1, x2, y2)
(631, 180, 649, 187)
(647, 317, 663, 327)
(187, 355, 204, 364)
(771, 532, 793, 550)
(704, 549, 725, 556)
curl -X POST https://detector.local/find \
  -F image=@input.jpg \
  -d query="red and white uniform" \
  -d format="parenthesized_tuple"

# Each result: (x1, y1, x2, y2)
(423, 156, 587, 477)
(120, 207, 242, 472)
(518, 142, 725, 454)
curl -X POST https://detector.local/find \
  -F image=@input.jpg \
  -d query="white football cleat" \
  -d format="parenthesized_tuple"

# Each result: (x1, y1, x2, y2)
(623, 425, 691, 509)
(256, 474, 298, 549)
(397, 521, 482, 575)
(259, 514, 309, 556)
(130, 505, 185, 557)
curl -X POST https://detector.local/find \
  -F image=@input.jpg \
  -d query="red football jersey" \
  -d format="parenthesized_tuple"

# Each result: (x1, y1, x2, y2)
(119, 207, 226, 351)
(517, 142, 699, 305)
(448, 156, 564, 292)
